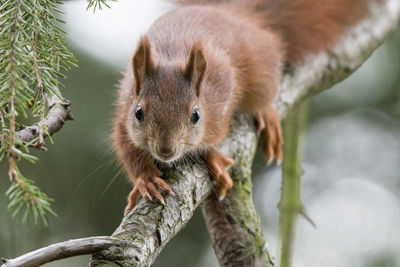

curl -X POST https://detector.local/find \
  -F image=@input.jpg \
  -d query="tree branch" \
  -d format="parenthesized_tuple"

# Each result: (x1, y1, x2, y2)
(201, 136, 275, 266)
(0, 93, 73, 147)
(19, 94, 73, 145)
(1, 237, 123, 267)
(276, 0, 400, 117)
(2, 0, 399, 266)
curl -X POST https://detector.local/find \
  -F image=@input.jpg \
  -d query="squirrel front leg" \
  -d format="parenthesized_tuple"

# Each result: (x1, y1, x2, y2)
(114, 124, 173, 214)
(121, 148, 173, 214)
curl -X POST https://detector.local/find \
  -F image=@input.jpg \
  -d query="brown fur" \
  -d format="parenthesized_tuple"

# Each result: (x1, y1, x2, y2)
(113, 0, 373, 212)
(177, 0, 374, 63)
(254, 0, 371, 63)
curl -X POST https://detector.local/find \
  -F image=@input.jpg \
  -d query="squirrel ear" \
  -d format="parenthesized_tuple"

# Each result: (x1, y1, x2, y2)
(132, 36, 155, 95)
(184, 42, 207, 97)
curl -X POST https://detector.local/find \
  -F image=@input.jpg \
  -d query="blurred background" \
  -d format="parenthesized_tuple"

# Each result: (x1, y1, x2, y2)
(0, 0, 399, 266)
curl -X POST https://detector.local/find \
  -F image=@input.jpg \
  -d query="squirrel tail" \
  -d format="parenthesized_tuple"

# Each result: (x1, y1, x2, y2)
(256, 0, 373, 63)
(175, 0, 376, 64)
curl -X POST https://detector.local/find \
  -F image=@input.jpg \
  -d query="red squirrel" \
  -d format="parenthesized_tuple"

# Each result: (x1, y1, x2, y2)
(113, 0, 372, 214)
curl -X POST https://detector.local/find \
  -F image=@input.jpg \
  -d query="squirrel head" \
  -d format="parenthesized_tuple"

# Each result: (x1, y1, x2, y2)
(126, 37, 207, 163)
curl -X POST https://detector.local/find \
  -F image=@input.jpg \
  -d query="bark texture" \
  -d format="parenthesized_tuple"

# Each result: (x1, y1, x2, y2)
(1, 237, 121, 267)
(201, 122, 275, 266)
(0, 93, 73, 146)
(20, 94, 73, 143)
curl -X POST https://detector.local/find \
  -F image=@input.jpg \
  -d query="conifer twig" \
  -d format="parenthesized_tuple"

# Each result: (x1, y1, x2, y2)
(0, 0, 76, 224)
(86, 0, 116, 11)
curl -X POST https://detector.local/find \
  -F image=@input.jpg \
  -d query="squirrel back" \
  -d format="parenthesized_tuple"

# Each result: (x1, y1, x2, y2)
(176, 0, 375, 63)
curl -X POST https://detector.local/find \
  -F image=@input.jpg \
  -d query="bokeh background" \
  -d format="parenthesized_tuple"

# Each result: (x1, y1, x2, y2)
(1, 1, 400, 266)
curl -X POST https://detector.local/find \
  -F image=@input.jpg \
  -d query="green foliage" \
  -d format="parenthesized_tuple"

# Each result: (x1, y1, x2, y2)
(6, 167, 56, 226)
(0, 0, 76, 225)
(86, 0, 116, 12)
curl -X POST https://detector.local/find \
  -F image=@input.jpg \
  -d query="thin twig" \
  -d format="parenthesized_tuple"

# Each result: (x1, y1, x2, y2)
(1, 237, 127, 267)
(32, 26, 46, 148)
(7, 0, 22, 179)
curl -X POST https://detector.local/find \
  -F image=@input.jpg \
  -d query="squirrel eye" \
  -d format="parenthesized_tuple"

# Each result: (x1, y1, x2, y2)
(135, 106, 144, 122)
(191, 108, 200, 124)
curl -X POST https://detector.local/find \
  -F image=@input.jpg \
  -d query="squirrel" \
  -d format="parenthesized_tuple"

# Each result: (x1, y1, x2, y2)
(112, 0, 373, 214)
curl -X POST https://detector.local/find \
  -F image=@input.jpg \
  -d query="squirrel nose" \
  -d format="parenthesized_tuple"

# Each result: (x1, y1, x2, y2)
(156, 145, 175, 157)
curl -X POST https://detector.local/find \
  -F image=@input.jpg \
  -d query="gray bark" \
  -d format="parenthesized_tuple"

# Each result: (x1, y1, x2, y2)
(0, 93, 73, 147)
(20, 94, 73, 143)
(1, 237, 121, 267)
(201, 122, 275, 266)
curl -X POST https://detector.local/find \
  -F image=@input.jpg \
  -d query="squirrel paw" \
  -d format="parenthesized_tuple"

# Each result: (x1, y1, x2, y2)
(124, 176, 173, 215)
(205, 148, 234, 200)
(255, 106, 283, 165)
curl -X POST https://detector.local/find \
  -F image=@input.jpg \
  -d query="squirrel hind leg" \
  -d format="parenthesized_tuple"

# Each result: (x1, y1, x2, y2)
(204, 147, 234, 201)
(255, 105, 283, 166)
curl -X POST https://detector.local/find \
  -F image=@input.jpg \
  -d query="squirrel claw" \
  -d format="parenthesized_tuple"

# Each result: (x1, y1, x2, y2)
(255, 106, 283, 165)
(124, 176, 172, 215)
(267, 156, 274, 166)
(145, 193, 153, 202)
(255, 112, 266, 134)
(205, 148, 234, 201)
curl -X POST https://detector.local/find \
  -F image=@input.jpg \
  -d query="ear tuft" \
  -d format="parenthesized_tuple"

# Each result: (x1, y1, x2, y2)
(132, 36, 155, 95)
(184, 42, 207, 97)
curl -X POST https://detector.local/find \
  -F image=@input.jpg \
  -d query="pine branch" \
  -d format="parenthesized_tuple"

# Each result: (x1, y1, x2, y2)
(6, 169, 56, 226)
(0, 0, 76, 225)
(86, 0, 117, 12)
